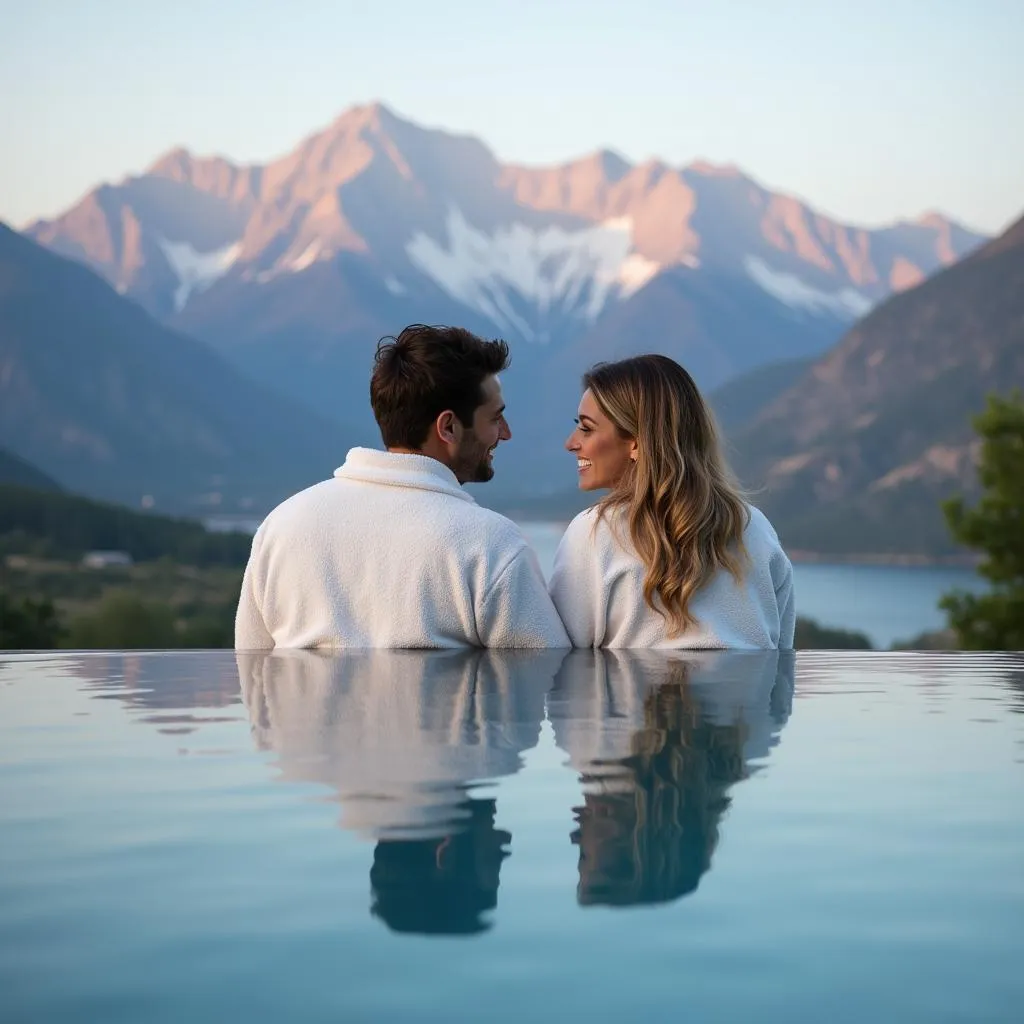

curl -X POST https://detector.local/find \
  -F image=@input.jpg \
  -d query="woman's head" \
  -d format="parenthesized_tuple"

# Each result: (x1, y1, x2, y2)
(566, 354, 717, 494)
(566, 354, 749, 636)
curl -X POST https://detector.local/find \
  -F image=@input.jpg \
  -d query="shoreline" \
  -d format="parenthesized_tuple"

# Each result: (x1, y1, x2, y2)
(785, 550, 980, 569)
(505, 519, 981, 570)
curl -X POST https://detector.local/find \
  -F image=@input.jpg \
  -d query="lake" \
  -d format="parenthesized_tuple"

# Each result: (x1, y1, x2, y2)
(519, 522, 983, 649)
(2, 650, 1022, 1022)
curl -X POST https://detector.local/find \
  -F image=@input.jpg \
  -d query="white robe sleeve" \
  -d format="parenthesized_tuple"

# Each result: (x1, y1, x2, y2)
(774, 553, 796, 650)
(234, 533, 275, 650)
(548, 513, 601, 649)
(479, 547, 570, 649)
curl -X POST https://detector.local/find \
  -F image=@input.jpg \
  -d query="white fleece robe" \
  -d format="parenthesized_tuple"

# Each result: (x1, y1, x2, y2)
(549, 504, 795, 649)
(235, 448, 570, 650)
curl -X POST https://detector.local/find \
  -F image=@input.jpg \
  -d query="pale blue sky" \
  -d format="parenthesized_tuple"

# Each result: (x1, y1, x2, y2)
(2, 0, 1021, 233)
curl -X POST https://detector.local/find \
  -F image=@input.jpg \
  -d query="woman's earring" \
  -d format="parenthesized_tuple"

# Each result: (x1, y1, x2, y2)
(630, 452, 638, 462)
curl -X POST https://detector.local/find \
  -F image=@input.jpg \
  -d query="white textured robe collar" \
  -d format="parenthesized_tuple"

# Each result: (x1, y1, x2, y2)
(334, 447, 475, 503)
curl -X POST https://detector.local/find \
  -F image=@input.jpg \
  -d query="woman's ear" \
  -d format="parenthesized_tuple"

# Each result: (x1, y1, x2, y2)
(630, 440, 639, 462)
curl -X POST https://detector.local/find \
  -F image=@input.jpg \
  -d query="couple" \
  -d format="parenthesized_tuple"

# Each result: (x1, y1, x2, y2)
(234, 323, 795, 650)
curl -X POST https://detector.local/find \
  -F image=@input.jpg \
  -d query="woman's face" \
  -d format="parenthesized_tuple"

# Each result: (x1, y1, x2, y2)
(565, 389, 636, 491)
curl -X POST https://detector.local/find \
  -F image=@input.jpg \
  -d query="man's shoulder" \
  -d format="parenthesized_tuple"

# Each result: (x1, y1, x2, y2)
(455, 502, 530, 547)
(251, 477, 340, 538)
(263, 476, 339, 516)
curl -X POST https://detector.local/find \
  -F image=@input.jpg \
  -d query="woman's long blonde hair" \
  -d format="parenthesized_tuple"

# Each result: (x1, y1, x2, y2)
(586, 354, 749, 637)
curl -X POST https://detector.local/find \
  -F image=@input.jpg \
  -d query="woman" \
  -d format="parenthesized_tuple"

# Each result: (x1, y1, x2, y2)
(549, 354, 795, 649)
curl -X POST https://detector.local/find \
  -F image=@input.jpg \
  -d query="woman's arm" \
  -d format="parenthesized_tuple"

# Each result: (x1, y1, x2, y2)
(774, 555, 796, 650)
(548, 512, 602, 648)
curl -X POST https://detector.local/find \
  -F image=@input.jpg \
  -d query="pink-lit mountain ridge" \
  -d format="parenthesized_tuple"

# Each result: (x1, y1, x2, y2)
(24, 101, 990, 498)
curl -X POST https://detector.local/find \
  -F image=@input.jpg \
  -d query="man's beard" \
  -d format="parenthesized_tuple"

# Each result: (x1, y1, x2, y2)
(453, 438, 495, 484)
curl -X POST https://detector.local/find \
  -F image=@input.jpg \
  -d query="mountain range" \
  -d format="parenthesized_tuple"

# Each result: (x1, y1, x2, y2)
(8, 102, 1021, 557)
(0, 224, 349, 513)
(25, 102, 986, 492)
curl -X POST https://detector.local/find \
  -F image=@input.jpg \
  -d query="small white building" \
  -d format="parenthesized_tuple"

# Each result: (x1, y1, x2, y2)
(82, 550, 134, 569)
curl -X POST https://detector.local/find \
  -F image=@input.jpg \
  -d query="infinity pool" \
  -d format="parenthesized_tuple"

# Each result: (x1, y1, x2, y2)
(2, 650, 1022, 1022)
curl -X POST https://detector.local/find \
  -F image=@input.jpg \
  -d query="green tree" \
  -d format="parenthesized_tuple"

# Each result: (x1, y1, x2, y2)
(794, 616, 872, 650)
(0, 592, 64, 649)
(66, 592, 179, 649)
(940, 391, 1024, 650)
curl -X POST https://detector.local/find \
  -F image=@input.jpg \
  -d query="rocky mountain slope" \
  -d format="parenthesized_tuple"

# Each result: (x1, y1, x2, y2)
(0, 224, 351, 513)
(730, 212, 1024, 556)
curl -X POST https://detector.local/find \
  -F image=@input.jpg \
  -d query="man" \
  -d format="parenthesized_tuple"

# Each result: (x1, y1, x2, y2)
(234, 324, 569, 648)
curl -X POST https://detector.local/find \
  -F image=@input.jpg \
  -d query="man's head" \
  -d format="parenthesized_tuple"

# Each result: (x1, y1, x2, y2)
(370, 324, 512, 484)
(368, 797, 511, 935)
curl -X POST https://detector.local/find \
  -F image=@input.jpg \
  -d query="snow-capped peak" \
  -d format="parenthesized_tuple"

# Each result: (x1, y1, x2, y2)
(744, 255, 874, 320)
(157, 237, 241, 311)
(405, 206, 661, 341)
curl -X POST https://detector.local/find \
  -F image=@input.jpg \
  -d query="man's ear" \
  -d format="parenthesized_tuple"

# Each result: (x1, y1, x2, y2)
(435, 410, 459, 445)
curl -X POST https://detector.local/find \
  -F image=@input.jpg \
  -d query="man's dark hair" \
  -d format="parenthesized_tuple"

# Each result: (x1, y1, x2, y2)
(369, 797, 510, 935)
(370, 324, 511, 448)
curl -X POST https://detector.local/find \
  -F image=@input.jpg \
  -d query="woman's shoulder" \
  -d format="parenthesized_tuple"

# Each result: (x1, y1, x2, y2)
(562, 503, 601, 539)
(560, 503, 618, 549)
(741, 504, 792, 577)
(742, 504, 785, 549)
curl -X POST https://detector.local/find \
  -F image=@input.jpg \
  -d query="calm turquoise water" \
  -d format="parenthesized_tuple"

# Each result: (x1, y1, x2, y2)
(2, 650, 1023, 1022)
(519, 522, 984, 648)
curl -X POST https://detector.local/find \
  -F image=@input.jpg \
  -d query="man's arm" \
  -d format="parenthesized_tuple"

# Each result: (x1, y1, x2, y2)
(234, 537, 275, 650)
(479, 547, 570, 649)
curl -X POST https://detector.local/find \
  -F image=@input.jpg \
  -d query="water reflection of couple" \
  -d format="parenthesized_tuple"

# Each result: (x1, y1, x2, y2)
(239, 648, 556, 934)
(235, 323, 794, 652)
(237, 648, 795, 934)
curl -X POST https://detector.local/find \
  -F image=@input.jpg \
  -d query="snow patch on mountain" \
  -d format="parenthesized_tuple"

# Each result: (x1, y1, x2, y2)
(157, 237, 241, 311)
(252, 241, 333, 282)
(618, 252, 662, 295)
(405, 207, 661, 340)
(288, 240, 323, 273)
(744, 255, 873, 319)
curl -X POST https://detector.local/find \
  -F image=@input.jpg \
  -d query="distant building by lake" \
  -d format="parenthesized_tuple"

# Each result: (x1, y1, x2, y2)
(203, 516, 262, 535)
(82, 550, 133, 569)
